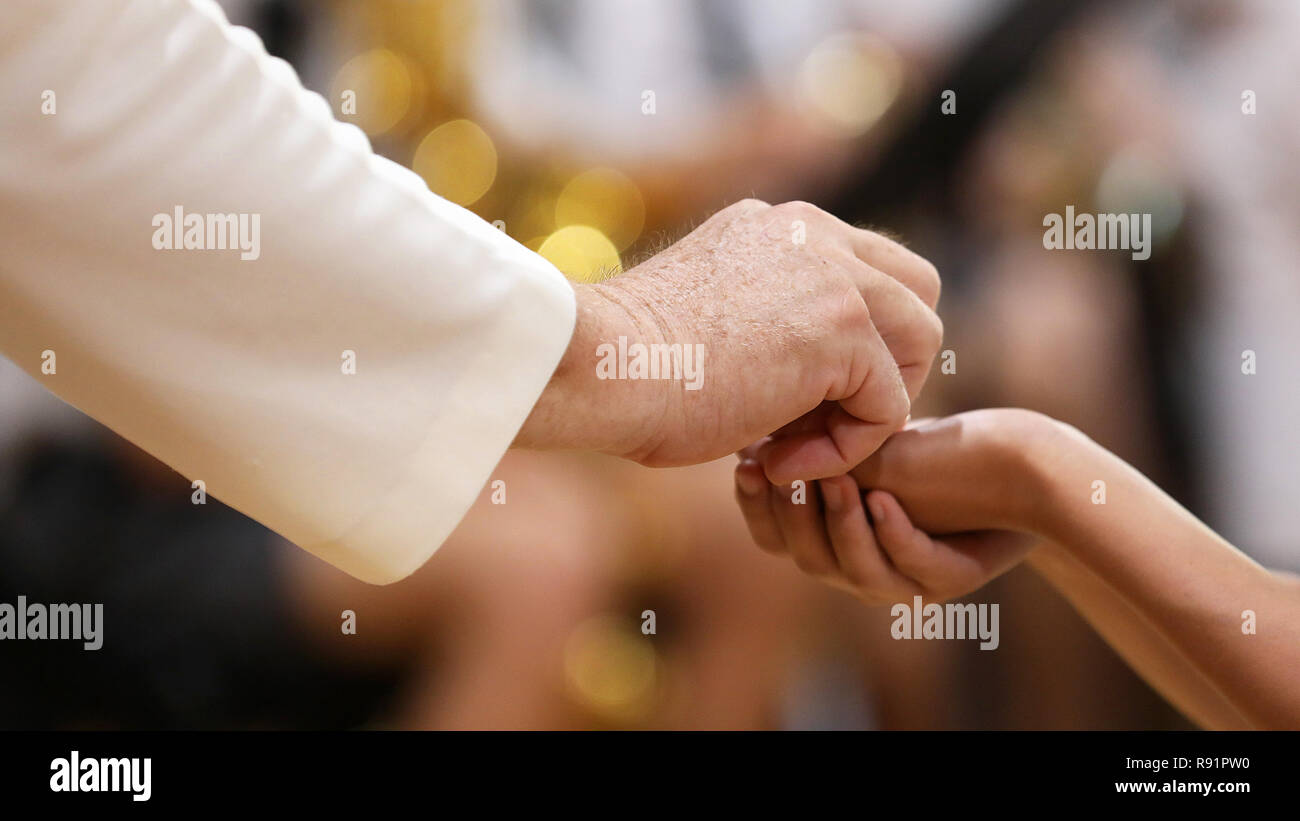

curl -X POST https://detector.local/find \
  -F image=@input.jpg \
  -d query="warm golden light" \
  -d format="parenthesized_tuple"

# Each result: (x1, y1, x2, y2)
(330, 48, 413, 137)
(505, 186, 562, 247)
(412, 119, 498, 206)
(563, 616, 658, 723)
(537, 225, 621, 282)
(798, 33, 902, 137)
(555, 168, 645, 252)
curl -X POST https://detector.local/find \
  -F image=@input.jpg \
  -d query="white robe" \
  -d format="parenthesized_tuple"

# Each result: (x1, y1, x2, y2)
(0, 0, 577, 583)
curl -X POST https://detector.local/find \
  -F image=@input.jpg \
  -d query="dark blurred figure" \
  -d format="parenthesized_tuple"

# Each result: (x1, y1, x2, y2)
(0, 436, 406, 729)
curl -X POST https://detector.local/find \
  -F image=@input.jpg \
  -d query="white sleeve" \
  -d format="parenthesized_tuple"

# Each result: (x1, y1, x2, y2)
(0, 0, 577, 583)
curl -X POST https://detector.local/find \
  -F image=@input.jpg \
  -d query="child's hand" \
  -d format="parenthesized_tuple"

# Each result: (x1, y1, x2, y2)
(733, 409, 1061, 603)
(847, 408, 1066, 535)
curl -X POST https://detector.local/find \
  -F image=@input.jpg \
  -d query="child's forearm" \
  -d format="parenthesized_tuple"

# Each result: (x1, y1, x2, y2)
(1027, 544, 1253, 729)
(1025, 427, 1300, 729)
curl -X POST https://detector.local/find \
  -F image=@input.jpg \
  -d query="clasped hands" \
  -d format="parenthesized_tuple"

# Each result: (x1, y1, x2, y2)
(519, 198, 942, 478)
(518, 198, 1014, 600)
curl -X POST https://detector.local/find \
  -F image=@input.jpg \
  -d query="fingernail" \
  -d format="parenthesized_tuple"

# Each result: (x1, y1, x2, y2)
(737, 462, 766, 496)
(820, 480, 842, 511)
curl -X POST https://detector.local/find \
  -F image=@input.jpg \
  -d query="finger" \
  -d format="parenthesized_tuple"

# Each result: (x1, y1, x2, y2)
(771, 479, 839, 577)
(869, 490, 1032, 598)
(931, 530, 1039, 589)
(819, 476, 918, 596)
(847, 424, 917, 490)
(903, 416, 939, 430)
(759, 320, 909, 484)
(843, 260, 943, 400)
(865, 490, 941, 586)
(846, 227, 942, 309)
(735, 459, 785, 555)
(736, 437, 772, 462)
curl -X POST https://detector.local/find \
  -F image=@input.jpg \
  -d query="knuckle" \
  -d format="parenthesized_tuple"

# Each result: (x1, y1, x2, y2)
(833, 288, 873, 333)
(840, 562, 874, 589)
(919, 259, 942, 306)
(792, 551, 835, 577)
(889, 545, 926, 575)
(730, 197, 770, 214)
(716, 199, 771, 225)
(923, 310, 945, 353)
(774, 200, 819, 219)
(894, 302, 944, 361)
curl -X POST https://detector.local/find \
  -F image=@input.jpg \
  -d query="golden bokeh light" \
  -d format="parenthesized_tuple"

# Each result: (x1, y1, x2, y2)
(563, 616, 659, 724)
(555, 168, 645, 252)
(413, 119, 498, 206)
(798, 33, 903, 137)
(330, 48, 413, 137)
(505, 187, 562, 247)
(537, 225, 621, 282)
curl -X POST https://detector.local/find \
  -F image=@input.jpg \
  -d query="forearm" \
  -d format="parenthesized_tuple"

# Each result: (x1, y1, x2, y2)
(0, 0, 584, 584)
(1027, 543, 1253, 729)
(1028, 427, 1300, 728)
(513, 282, 668, 459)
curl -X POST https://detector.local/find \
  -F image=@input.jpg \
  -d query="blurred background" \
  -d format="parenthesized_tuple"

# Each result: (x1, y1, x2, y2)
(1, 0, 1297, 729)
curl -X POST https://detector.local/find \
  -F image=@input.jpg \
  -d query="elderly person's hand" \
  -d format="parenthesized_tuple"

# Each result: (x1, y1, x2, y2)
(517, 198, 942, 483)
